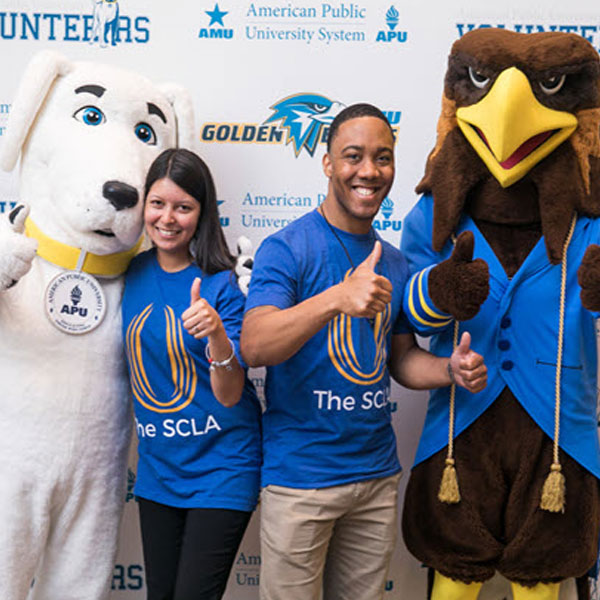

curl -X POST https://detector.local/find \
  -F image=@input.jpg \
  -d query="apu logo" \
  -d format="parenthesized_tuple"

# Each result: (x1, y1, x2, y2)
(199, 3, 233, 39)
(372, 196, 402, 232)
(0, 2, 150, 45)
(380, 197, 394, 220)
(217, 199, 229, 227)
(376, 5, 407, 43)
(125, 468, 136, 502)
(66, 285, 86, 316)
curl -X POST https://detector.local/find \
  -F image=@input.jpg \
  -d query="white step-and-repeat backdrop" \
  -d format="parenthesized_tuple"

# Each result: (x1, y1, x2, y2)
(1, 1, 598, 598)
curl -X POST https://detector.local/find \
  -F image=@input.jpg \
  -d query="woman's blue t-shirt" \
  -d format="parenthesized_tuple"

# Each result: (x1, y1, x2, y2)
(122, 249, 261, 511)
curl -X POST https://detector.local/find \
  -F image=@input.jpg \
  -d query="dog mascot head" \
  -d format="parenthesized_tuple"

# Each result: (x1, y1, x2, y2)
(0, 49, 195, 257)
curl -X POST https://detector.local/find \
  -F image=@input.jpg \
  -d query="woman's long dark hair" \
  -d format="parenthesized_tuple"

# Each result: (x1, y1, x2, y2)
(144, 148, 235, 274)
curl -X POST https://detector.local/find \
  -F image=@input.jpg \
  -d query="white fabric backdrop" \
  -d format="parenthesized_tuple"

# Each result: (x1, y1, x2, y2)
(0, 0, 598, 597)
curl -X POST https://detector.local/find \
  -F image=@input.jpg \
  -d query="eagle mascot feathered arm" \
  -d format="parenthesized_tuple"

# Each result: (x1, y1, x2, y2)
(401, 29, 600, 600)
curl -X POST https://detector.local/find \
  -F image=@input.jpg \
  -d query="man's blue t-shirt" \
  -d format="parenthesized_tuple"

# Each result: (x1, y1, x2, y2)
(245, 209, 410, 488)
(122, 249, 261, 511)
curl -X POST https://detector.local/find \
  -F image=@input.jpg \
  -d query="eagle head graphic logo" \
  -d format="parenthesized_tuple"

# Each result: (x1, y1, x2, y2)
(265, 93, 344, 156)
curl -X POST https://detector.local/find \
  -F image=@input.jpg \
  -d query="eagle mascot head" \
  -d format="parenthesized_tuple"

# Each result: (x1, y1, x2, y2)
(419, 28, 600, 265)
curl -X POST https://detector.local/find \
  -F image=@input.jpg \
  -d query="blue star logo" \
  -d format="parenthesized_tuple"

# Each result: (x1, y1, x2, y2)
(205, 3, 228, 27)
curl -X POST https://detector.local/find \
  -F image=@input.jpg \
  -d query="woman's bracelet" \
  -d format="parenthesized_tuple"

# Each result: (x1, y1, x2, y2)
(205, 337, 236, 372)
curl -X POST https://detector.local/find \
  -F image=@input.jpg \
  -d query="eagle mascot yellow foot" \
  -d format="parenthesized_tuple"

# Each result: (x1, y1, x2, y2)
(431, 572, 559, 600)
(510, 582, 560, 600)
(431, 572, 482, 600)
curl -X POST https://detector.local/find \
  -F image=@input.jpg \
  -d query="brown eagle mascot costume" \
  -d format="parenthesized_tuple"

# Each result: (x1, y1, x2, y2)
(400, 28, 600, 600)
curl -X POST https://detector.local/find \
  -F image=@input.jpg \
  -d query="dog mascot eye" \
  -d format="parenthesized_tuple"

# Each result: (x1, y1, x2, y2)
(73, 106, 106, 126)
(134, 123, 157, 145)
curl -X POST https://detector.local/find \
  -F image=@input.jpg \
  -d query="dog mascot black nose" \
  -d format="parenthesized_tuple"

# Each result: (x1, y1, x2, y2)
(103, 180, 138, 210)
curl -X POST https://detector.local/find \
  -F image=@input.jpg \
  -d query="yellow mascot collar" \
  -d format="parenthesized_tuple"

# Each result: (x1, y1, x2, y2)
(25, 218, 142, 277)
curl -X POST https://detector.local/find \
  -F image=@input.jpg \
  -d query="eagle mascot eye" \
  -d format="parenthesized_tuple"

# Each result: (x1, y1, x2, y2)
(400, 29, 600, 600)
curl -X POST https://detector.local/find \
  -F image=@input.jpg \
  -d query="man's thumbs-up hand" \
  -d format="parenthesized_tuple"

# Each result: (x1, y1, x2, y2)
(364, 239, 382, 271)
(336, 241, 393, 319)
(448, 331, 487, 393)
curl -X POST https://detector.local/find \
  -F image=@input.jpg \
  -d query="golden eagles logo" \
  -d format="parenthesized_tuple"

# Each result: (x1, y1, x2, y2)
(328, 270, 391, 385)
(125, 304, 197, 413)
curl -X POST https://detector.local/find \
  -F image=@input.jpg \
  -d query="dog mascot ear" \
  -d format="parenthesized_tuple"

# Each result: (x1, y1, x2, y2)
(0, 50, 72, 171)
(157, 82, 196, 151)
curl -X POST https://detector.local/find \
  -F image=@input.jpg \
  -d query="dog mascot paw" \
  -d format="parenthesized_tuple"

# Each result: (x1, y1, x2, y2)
(0, 50, 194, 600)
(400, 29, 600, 600)
(0, 204, 38, 290)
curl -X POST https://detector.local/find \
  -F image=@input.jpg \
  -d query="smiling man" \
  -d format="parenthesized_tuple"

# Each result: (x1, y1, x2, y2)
(241, 103, 487, 600)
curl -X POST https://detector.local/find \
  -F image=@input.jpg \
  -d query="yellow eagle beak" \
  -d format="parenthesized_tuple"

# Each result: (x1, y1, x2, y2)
(456, 67, 577, 187)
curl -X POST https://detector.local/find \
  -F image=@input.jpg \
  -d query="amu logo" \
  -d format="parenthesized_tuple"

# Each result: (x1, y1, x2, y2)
(328, 280, 391, 385)
(199, 3, 233, 39)
(125, 304, 198, 413)
(375, 6, 408, 43)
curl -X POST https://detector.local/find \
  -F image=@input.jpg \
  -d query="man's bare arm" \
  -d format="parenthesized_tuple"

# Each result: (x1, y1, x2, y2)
(388, 331, 487, 392)
(241, 241, 391, 367)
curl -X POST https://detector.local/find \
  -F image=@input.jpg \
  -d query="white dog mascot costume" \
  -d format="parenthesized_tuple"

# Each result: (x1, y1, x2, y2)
(0, 50, 195, 600)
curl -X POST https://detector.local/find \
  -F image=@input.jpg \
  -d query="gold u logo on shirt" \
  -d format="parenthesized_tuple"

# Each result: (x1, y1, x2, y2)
(126, 304, 197, 413)
(327, 269, 391, 385)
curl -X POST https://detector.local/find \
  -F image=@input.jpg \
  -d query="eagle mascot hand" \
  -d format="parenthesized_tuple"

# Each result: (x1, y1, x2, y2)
(400, 29, 600, 600)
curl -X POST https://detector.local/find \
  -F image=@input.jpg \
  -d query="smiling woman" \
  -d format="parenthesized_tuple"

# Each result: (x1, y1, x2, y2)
(122, 148, 262, 600)
(144, 177, 201, 272)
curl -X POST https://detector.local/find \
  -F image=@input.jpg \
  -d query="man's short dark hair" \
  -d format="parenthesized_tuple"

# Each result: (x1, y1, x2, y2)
(326, 103, 393, 152)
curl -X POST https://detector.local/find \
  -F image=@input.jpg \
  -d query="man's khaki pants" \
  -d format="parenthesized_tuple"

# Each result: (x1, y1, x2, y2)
(259, 473, 401, 600)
